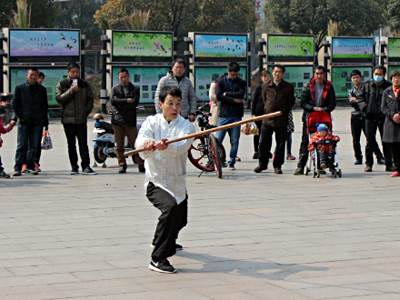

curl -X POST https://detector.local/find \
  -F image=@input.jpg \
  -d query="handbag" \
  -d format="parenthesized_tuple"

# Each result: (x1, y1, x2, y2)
(241, 121, 259, 135)
(41, 129, 53, 150)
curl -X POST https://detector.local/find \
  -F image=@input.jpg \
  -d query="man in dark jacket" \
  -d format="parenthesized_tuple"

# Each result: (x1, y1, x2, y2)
(12, 67, 48, 176)
(294, 66, 336, 175)
(216, 62, 246, 170)
(357, 65, 394, 172)
(56, 62, 96, 175)
(254, 65, 295, 174)
(110, 67, 144, 173)
(349, 69, 384, 165)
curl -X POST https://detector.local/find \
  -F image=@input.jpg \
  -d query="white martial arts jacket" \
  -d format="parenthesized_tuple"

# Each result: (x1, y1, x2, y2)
(135, 114, 196, 204)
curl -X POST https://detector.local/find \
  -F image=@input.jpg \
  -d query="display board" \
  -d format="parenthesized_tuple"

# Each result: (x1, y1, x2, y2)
(388, 38, 400, 63)
(331, 66, 372, 98)
(111, 31, 173, 62)
(8, 29, 80, 63)
(9, 68, 68, 106)
(193, 33, 248, 62)
(111, 67, 170, 104)
(331, 37, 374, 63)
(194, 67, 247, 101)
(267, 65, 314, 98)
(266, 34, 315, 62)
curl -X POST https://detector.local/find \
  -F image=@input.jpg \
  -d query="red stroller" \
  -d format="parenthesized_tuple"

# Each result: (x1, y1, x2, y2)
(305, 111, 342, 178)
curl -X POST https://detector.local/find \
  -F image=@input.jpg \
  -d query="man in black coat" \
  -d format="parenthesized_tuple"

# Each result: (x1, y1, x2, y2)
(110, 67, 144, 173)
(357, 65, 394, 172)
(294, 66, 336, 175)
(12, 67, 48, 176)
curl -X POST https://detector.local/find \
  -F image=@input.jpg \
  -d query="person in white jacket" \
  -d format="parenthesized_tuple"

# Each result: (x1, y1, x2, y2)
(136, 86, 195, 274)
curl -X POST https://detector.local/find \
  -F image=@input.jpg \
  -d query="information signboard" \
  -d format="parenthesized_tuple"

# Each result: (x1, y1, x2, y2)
(331, 66, 372, 98)
(388, 38, 400, 63)
(111, 31, 173, 62)
(8, 29, 80, 63)
(331, 37, 374, 64)
(266, 34, 314, 62)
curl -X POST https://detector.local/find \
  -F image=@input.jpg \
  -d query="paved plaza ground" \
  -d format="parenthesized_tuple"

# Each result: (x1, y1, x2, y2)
(1, 107, 400, 300)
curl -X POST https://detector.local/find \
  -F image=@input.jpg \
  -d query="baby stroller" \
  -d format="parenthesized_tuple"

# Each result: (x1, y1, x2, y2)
(304, 111, 342, 178)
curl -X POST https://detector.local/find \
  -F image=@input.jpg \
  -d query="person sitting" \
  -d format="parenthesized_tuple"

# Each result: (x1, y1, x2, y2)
(308, 123, 340, 169)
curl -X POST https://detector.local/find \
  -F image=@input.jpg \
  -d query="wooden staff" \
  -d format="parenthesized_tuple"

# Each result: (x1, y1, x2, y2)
(124, 111, 282, 156)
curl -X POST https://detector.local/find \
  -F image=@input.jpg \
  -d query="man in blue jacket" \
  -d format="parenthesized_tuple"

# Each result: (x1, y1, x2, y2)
(216, 62, 246, 170)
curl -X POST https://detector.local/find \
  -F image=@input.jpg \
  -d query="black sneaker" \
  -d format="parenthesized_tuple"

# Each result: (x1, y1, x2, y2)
(27, 169, 39, 175)
(13, 170, 22, 177)
(254, 165, 267, 173)
(118, 165, 127, 173)
(149, 258, 176, 274)
(0, 171, 10, 178)
(293, 167, 304, 175)
(70, 167, 79, 175)
(82, 167, 97, 175)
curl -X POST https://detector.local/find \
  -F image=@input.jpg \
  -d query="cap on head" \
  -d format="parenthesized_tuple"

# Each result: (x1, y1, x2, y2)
(317, 123, 328, 132)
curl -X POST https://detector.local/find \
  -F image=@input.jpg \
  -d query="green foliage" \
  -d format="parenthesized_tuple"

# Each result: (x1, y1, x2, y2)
(55, 0, 105, 41)
(264, 0, 386, 53)
(385, 0, 400, 35)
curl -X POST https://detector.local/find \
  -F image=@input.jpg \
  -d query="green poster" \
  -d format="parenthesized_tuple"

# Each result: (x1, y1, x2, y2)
(112, 67, 170, 104)
(194, 67, 247, 101)
(331, 66, 372, 98)
(268, 35, 314, 62)
(268, 66, 314, 98)
(10, 68, 68, 106)
(388, 38, 400, 61)
(112, 32, 173, 58)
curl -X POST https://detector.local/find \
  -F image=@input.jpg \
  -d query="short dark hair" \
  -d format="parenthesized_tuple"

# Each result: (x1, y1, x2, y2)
(390, 69, 400, 80)
(228, 62, 240, 72)
(67, 62, 80, 71)
(27, 67, 39, 74)
(350, 70, 361, 78)
(260, 69, 270, 77)
(374, 65, 386, 75)
(315, 65, 327, 73)
(118, 67, 129, 75)
(173, 58, 186, 68)
(159, 86, 182, 103)
(38, 71, 45, 78)
(272, 64, 285, 73)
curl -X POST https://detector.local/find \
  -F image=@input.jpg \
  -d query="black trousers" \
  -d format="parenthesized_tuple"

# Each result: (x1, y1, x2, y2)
(391, 142, 400, 172)
(258, 124, 287, 168)
(63, 124, 90, 170)
(146, 182, 188, 260)
(351, 115, 383, 161)
(253, 120, 262, 153)
(364, 119, 392, 167)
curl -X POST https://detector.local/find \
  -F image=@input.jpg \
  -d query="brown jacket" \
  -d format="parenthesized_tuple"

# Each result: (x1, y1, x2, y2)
(262, 79, 295, 127)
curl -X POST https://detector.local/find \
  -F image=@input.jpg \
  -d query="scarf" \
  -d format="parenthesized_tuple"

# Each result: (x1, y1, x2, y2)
(393, 86, 400, 98)
(309, 78, 332, 106)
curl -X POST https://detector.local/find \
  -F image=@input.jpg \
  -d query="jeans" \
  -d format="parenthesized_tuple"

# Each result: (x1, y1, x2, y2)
(63, 124, 91, 170)
(216, 116, 242, 166)
(364, 119, 392, 167)
(14, 123, 42, 171)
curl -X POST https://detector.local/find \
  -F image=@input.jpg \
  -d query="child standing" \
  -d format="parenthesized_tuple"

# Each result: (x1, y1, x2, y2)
(0, 120, 16, 178)
(308, 123, 340, 169)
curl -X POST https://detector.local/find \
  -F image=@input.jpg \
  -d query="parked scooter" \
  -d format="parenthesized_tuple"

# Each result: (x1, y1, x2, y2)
(92, 109, 144, 167)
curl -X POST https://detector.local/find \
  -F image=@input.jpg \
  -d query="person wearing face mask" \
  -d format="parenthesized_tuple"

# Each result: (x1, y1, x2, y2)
(357, 65, 394, 172)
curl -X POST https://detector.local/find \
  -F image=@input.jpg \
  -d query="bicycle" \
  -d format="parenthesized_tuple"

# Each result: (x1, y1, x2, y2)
(188, 103, 226, 178)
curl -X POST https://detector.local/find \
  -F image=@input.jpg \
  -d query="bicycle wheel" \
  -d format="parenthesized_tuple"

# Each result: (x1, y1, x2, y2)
(215, 137, 226, 164)
(210, 134, 222, 178)
(188, 136, 214, 172)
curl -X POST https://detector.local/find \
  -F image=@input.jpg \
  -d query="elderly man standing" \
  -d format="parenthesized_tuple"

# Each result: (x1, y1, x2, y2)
(12, 67, 48, 176)
(254, 65, 295, 174)
(110, 67, 145, 174)
(154, 58, 196, 122)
